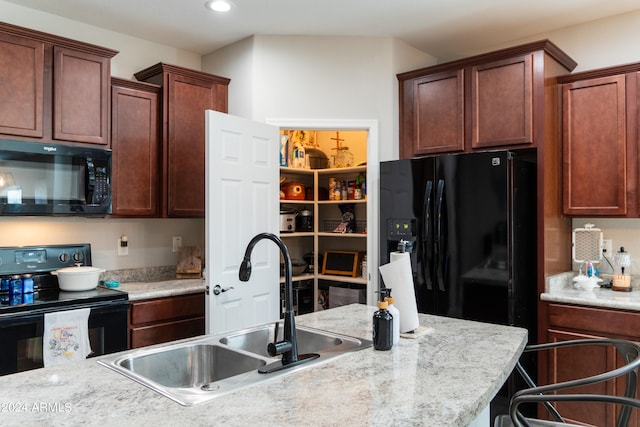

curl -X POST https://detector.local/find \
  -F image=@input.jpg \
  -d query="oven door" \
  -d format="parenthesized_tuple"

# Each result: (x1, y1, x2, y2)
(0, 299, 128, 376)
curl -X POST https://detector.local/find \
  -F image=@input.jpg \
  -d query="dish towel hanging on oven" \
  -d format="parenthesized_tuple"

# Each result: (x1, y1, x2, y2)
(43, 308, 92, 367)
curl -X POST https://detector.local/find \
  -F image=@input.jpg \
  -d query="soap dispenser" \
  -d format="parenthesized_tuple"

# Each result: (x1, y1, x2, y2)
(384, 288, 400, 346)
(373, 300, 393, 351)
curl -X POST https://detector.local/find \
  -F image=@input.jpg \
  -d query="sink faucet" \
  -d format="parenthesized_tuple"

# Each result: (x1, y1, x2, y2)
(239, 232, 318, 373)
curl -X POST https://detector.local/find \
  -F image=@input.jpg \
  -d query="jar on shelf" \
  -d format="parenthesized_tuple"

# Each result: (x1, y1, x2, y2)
(335, 147, 354, 168)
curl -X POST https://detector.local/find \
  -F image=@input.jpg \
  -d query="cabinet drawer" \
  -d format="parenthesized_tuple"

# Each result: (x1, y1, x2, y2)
(548, 303, 640, 338)
(130, 292, 204, 325)
(130, 316, 205, 349)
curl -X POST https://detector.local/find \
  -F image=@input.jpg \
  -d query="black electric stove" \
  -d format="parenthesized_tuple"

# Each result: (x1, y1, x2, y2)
(0, 244, 127, 316)
(0, 244, 129, 375)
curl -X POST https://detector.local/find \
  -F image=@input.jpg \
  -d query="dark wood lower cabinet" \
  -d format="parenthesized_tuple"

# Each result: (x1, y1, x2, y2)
(129, 292, 205, 349)
(543, 303, 640, 427)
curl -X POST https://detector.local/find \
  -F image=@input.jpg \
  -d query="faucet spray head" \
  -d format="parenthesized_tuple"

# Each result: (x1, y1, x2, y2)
(239, 257, 252, 281)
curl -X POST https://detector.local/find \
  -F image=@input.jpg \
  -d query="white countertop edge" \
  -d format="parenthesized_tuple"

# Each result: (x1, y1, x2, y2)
(541, 290, 640, 311)
(116, 278, 206, 301)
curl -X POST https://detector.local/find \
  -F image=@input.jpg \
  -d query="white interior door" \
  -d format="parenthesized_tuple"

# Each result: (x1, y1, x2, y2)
(205, 110, 280, 335)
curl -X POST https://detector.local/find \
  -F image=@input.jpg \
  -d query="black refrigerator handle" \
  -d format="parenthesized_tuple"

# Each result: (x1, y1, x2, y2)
(435, 179, 445, 292)
(422, 180, 433, 291)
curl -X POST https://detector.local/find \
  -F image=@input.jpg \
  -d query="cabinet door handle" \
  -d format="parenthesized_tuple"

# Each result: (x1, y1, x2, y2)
(423, 180, 433, 291)
(435, 179, 446, 292)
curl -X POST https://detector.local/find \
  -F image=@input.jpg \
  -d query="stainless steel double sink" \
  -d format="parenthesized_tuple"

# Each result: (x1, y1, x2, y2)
(98, 322, 371, 406)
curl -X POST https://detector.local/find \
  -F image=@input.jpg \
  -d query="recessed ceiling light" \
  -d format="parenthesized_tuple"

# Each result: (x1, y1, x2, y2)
(205, 0, 232, 12)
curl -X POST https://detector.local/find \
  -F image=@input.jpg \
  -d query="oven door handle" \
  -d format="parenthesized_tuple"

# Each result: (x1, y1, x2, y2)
(0, 299, 129, 320)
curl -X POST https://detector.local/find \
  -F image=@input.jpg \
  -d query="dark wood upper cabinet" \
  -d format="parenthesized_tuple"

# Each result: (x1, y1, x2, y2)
(0, 31, 45, 138)
(53, 46, 112, 145)
(409, 69, 465, 155)
(561, 74, 628, 215)
(0, 22, 117, 147)
(558, 63, 640, 217)
(470, 54, 533, 149)
(397, 40, 576, 158)
(135, 63, 230, 218)
(110, 78, 161, 217)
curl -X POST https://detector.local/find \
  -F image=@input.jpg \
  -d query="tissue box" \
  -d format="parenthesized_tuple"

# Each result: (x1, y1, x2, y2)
(329, 286, 365, 308)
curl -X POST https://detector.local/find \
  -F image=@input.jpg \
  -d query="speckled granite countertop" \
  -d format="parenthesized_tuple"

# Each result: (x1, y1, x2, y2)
(0, 304, 526, 427)
(116, 279, 206, 301)
(542, 272, 640, 311)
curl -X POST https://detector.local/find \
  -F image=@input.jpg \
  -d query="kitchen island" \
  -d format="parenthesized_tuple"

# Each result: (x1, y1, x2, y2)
(0, 304, 526, 427)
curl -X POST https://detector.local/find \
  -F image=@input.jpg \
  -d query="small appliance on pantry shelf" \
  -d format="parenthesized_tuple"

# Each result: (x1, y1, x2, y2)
(281, 182, 306, 200)
(280, 208, 297, 232)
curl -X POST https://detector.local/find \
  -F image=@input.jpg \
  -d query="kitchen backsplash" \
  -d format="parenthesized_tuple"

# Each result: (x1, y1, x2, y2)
(0, 217, 204, 271)
(100, 265, 178, 284)
(548, 271, 640, 291)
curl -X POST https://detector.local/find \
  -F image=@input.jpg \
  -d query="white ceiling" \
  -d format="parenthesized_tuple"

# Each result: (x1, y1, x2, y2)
(6, 0, 640, 58)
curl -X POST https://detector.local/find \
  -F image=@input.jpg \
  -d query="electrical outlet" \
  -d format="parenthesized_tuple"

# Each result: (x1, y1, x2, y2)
(117, 237, 129, 256)
(602, 239, 613, 255)
(172, 236, 182, 253)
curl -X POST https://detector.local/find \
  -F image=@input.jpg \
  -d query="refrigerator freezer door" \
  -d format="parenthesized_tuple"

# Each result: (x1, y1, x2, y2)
(435, 151, 510, 321)
(379, 157, 435, 312)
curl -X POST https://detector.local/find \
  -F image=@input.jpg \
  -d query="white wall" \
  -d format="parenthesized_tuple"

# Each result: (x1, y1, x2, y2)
(465, 10, 640, 72)
(0, 1, 204, 270)
(202, 37, 255, 119)
(542, 10, 640, 72)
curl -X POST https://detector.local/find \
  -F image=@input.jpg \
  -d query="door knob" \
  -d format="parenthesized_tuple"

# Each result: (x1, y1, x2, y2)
(212, 284, 234, 295)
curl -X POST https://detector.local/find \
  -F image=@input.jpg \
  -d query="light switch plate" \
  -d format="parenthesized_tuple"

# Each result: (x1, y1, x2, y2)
(172, 236, 182, 253)
(117, 238, 128, 256)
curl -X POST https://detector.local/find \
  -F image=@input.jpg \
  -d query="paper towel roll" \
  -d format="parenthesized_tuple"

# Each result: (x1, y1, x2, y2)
(379, 252, 420, 333)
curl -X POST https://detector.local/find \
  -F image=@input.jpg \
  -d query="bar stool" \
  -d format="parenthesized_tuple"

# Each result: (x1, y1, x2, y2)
(495, 338, 640, 427)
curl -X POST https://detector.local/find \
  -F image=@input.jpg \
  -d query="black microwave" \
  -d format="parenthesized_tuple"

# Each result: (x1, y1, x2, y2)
(0, 139, 111, 216)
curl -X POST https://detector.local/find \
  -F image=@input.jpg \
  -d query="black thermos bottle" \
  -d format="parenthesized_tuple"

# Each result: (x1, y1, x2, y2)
(373, 300, 393, 350)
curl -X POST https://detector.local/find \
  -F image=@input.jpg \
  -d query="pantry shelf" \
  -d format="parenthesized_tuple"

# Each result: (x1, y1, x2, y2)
(280, 164, 369, 312)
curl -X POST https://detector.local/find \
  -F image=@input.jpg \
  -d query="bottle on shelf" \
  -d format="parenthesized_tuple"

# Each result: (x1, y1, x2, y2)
(291, 142, 307, 168)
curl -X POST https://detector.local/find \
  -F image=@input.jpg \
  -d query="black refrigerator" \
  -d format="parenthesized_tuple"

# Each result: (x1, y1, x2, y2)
(379, 150, 537, 416)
